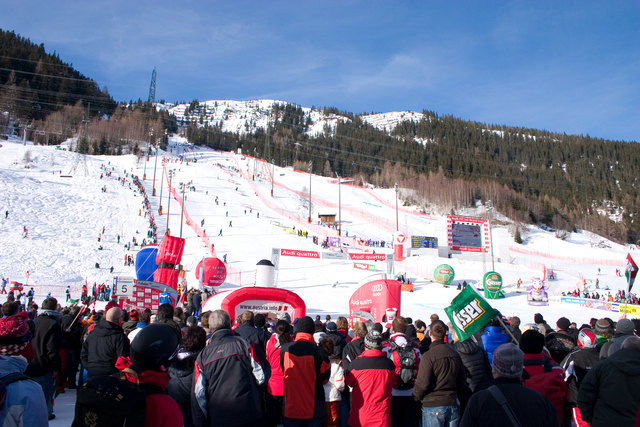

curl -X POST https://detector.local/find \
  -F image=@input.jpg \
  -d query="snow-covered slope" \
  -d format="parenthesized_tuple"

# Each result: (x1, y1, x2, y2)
(2, 135, 636, 426)
(1, 135, 634, 327)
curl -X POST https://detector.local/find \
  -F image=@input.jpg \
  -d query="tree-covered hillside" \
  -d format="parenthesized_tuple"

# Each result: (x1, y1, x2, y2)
(185, 104, 640, 244)
(0, 29, 115, 121)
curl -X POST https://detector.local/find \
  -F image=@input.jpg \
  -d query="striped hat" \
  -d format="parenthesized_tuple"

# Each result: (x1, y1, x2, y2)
(0, 311, 34, 361)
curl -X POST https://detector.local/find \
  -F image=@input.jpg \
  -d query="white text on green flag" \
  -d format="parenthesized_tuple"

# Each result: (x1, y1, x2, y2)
(444, 285, 497, 341)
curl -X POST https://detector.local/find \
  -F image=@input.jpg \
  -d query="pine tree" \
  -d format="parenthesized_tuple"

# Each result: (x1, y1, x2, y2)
(76, 135, 89, 154)
(514, 227, 523, 244)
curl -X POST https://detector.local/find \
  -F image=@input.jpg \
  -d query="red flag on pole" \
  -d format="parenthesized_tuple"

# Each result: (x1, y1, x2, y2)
(625, 253, 638, 293)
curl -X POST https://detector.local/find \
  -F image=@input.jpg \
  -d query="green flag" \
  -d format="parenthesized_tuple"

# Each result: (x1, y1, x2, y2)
(444, 285, 497, 341)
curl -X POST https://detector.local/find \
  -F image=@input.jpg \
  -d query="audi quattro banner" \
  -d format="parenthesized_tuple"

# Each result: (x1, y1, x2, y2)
(349, 279, 401, 325)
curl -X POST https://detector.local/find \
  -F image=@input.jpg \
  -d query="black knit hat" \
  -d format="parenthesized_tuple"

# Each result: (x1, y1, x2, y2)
(556, 317, 571, 331)
(519, 329, 545, 354)
(296, 316, 315, 334)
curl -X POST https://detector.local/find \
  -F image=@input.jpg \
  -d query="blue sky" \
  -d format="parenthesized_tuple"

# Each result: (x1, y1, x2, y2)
(2, 1, 638, 142)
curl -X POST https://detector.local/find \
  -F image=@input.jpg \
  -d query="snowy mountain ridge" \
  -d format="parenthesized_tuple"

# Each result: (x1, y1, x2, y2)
(157, 99, 428, 138)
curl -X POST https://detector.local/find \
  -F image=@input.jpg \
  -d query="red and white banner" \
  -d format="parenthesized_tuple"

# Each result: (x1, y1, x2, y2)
(349, 253, 386, 261)
(349, 279, 401, 325)
(280, 249, 320, 258)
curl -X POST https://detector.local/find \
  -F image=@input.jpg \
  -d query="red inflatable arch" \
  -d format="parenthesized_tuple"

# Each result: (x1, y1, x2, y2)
(349, 279, 402, 326)
(202, 287, 306, 322)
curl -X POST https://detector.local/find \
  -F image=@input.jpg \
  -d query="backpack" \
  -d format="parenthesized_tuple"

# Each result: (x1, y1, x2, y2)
(0, 373, 30, 416)
(389, 340, 417, 390)
(72, 371, 163, 427)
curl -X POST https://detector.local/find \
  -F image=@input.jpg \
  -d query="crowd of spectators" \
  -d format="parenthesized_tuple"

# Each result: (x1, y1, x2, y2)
(563, 288, 640, 305)
(1, 295, 639, 427)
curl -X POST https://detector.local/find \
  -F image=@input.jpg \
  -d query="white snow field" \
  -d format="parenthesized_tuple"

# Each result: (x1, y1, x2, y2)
(0, 135, 636, 425)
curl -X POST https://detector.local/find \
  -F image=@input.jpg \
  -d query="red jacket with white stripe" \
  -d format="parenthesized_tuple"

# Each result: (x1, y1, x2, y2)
(346, 348, 398, 427)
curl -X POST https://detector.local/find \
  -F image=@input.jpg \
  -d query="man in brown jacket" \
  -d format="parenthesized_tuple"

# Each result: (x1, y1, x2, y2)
(413, 320, 470, 427)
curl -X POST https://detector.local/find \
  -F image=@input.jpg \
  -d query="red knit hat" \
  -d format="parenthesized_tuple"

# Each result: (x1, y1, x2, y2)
(0, 311, 34, 361)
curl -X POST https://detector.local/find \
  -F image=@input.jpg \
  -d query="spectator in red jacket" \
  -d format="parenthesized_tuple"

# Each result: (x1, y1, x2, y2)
(266, 319, 293, 427)
(346, 330, 398, 427)
(113, 323, 182, 427)
(519, 329, 571, 426)
(382, 316, 421, 427)
(281, 316, 331, 426)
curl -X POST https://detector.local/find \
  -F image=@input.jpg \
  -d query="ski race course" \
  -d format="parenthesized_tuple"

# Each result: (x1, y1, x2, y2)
(1, 135, 637, 326)
(2, 135, 638, 425)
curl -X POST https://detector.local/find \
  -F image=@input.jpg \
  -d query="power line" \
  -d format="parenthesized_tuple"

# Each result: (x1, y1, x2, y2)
(0, 66, 100, 84)
(0, 83, 113, 104)
(0, 54, 79, 70)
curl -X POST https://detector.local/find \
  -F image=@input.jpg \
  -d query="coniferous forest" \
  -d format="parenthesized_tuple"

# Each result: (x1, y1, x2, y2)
(2, 29, 639, 244)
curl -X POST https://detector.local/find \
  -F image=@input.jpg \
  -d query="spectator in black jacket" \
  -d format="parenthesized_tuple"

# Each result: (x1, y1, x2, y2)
(81, 307, 130, 378)
(192, 309, 267, 426)
(545, 317, 577, 364)
(451, 332, 492, 393)
(578, 336, 640, 427)
(174, 307, 187, 330)
(460, 343, 559, 427)
(325, 321, 347, 357)
(236, 310, 270, 353)
(341, 321, 367, 373)
(192, 290, 202, 317)
(122, 309, 139, 335)
(254, 313, 271, 336)
(599, 318, 636, 358)
(561, 328, 599, 425)
(155, 303, 182, 340)
(60, 306, 84, 388)
(235, 311, 271, 387)
(25, 297, 62, 420)
(168, 325, 206, 427)
(508, 316, 522, 343)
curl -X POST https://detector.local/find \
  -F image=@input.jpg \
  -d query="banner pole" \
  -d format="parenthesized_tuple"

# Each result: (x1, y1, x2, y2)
(65, 302, 88, 332)
(625, 274, 631, 315)
(496, 315, 519, 344)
